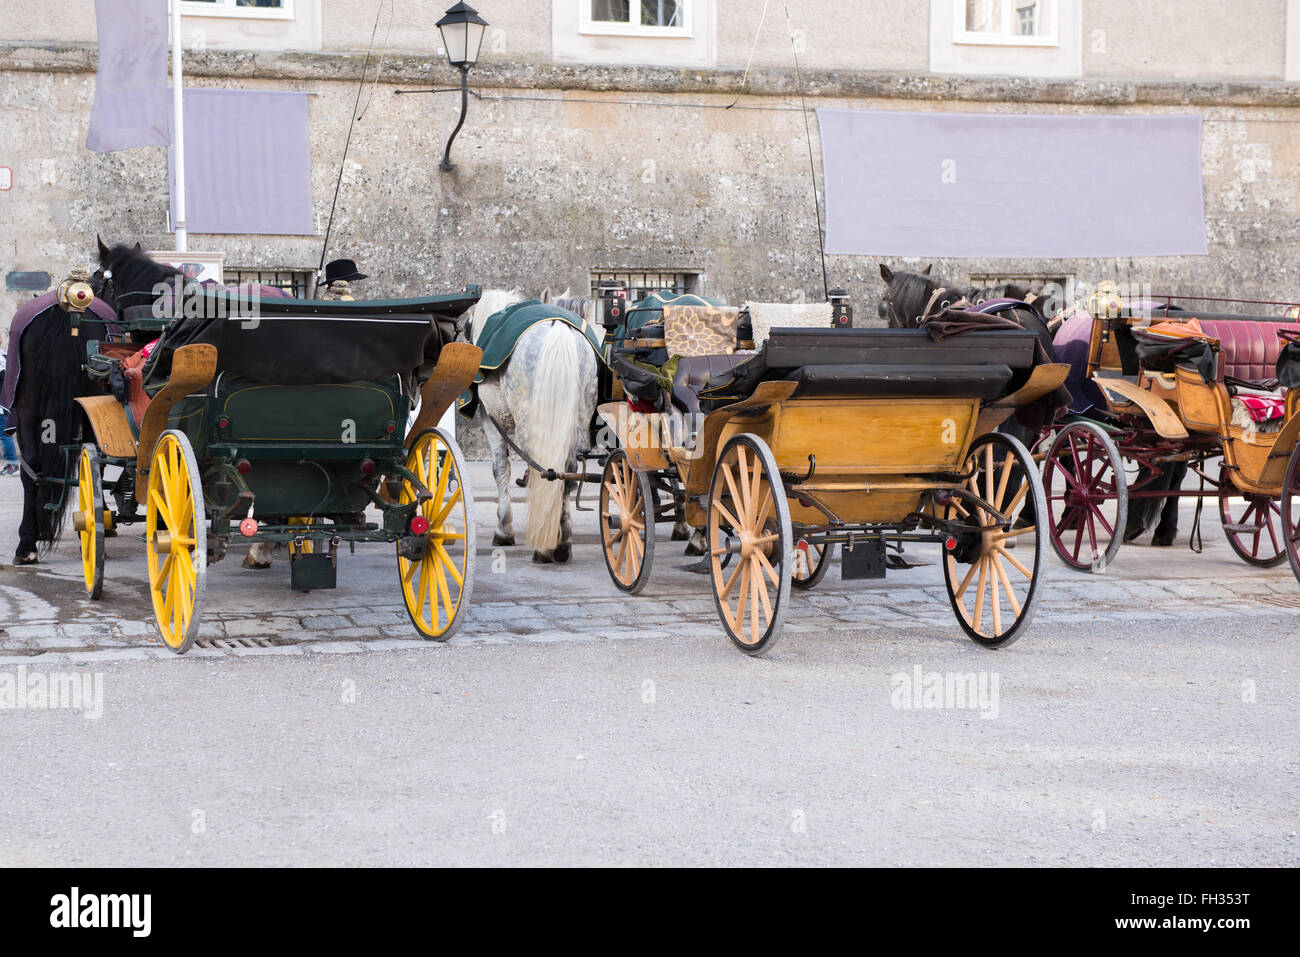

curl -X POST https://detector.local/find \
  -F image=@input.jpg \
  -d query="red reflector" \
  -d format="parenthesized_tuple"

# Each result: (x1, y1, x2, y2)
(239, 518, 258, 537)
(236, 459, 251, 475)
(360, 458, 376, 476)
(217, 416, 230, 429)
(945, 537, 957, 551)
(409, 515, 429, 536)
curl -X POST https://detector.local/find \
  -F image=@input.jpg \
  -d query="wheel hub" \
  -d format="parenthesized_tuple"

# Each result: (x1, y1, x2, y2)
(1066, 486, 1092, 509)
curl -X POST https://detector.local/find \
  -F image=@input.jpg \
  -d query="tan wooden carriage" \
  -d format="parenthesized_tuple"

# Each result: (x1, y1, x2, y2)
(596, 322, 1067, 655)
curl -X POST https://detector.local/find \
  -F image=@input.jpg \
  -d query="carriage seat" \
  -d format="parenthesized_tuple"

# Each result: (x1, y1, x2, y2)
(1192, 319, 1300, 385)
(784, 363, 1015, 401)
(672, 354, 752, 415)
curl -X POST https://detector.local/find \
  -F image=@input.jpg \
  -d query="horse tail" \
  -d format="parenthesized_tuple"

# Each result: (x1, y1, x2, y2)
(524, 321, 581, 553)
(14, 307, 83, 550)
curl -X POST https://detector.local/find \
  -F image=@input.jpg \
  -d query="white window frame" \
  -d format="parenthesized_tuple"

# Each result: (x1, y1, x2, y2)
(179, 0, 294, 21)
(953, 0, 1057, 47)
(579, 0, 694, 39)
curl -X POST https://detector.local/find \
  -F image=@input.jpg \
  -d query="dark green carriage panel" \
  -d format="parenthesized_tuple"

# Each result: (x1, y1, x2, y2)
(168, 396, 210, 456)
(209, 376, 409, 446)
(237, 460, 373, 517)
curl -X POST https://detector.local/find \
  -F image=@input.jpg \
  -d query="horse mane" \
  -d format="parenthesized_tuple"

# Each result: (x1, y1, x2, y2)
(466, 288, 525, 344)
(969, 282, 1029, 304)
(881, 269, 948, 328)
(102, 243, 179, 299)
(554, 290, 600, 335)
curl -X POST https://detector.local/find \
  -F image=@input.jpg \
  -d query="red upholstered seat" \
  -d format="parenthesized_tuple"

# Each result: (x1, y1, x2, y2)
(1196, 319, 1300, 383)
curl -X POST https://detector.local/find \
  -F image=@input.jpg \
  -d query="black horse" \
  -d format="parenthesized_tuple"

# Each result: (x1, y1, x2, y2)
(4, 240, 180, 564)
(5, 268, 122, 564)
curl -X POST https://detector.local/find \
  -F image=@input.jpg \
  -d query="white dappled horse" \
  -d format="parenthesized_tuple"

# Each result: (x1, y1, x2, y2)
(467, 289, 600, 563)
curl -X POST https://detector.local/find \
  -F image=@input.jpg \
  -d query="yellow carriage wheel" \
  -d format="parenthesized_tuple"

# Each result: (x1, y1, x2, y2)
(599, 449, 655, 594)
(398, 427, 476, 640)
(707, 433, 792, 656)
(942, 432, 1045, 649)
(75, 443, 105, 599)
(145, 430, 207, 654)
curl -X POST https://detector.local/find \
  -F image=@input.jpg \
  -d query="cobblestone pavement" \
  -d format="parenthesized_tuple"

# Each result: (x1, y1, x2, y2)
(1, 462, 1297, 661)
(1, 464, 1297, 867)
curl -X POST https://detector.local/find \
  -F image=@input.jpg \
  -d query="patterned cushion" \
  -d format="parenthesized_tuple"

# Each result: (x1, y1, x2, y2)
(663, 305, 740, 358)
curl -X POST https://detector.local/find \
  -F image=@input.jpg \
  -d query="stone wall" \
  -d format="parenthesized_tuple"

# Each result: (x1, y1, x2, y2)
(4, 42, 1300, 456)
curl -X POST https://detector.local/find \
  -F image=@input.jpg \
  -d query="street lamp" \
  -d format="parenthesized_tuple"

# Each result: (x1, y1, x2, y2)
(436, 2, 488, 172)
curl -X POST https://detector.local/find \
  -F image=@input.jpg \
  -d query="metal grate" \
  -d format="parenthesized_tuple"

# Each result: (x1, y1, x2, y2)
(196, 636, 276, 650)
(591, 270, 698, 301)
(226, 268, 314, 299)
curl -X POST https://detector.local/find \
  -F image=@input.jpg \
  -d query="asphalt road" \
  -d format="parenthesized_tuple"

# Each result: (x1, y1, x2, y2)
(0, 463, 1296, 866)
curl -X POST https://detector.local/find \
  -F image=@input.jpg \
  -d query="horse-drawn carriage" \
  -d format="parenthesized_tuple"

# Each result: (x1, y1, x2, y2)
(595, 300, 1066, 655)
(56, 257, 483, 653)
(1041, 290, 1300, 583)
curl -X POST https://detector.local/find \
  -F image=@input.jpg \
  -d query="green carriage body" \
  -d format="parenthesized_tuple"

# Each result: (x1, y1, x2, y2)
(65, 277, 485, 653)
(169, 373, 411, 519)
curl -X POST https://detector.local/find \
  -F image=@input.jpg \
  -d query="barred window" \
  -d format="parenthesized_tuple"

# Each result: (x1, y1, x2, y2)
(225, 268, 313, 298)
(590, 270, 699, 302)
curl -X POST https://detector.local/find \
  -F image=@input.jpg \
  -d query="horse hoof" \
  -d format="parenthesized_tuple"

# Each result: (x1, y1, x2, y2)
(493, 533, 515, 546)
(552, 544, 571, 564)
(683, 541, 706, 557)
(531, 551, 553, 564)
(670, 527, 689, 541)
(242, 556, 273, 570)
(11, 551, 38, 566)
(1152, 536, 1175, 547)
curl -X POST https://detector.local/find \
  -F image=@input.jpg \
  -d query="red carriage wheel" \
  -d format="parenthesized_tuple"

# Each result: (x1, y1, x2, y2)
(1276, 446, 1300, 583)
(1042, 421, 1128, 572)
(1218, 465, 1287, 568)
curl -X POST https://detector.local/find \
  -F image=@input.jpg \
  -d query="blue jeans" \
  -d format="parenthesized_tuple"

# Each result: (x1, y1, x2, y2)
(0, 412, 18, 463)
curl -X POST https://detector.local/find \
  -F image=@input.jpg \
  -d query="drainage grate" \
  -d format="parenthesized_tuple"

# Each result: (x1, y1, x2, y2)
(1258, 594, 1300, 610)
(196, 636, 276, 650)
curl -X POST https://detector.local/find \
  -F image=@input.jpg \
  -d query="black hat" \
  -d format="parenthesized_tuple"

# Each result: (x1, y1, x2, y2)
(320, 259, 367, 285)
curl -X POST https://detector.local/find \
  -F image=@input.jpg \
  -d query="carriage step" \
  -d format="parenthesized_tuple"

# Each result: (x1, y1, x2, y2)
(1223, 523, 1265, 534)
(886, 553, 933, 570)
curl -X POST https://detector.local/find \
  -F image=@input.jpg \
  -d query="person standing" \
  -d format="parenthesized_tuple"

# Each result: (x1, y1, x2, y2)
(317, 259, 367, 302)
(0, 348, 19, 476)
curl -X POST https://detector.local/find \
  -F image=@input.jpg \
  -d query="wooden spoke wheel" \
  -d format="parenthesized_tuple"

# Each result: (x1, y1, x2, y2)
(398, 428, 476, 641)
(145, 430, 207, 654)
(75, 443, 106, 599)
(708, 433, 791, 656)
(1219, 465, 1287, 568)
(1282, 443, 1300, 586)
(599, 449, 655, 594)
(1042, 421, 1128, 572)
(943, 432, 1046, 649)
(790, 537, 833, 590)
